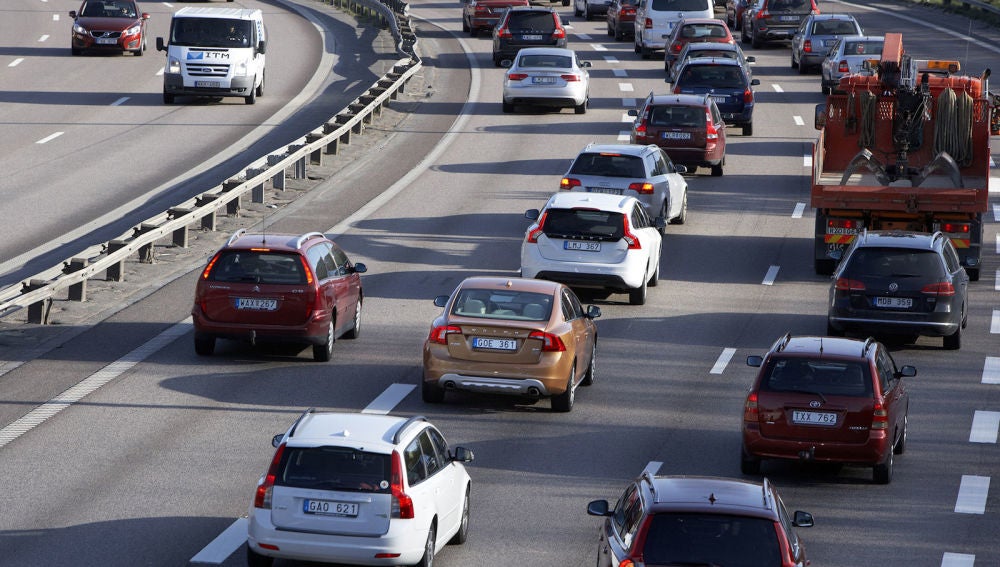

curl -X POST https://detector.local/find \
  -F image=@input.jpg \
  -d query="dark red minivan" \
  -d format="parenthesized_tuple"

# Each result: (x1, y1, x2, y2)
(192, 230, 366, 361)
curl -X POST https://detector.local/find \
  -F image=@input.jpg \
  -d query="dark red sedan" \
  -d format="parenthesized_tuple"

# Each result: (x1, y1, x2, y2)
(70, 0, 149, 56)
(605, 0, 638, 41)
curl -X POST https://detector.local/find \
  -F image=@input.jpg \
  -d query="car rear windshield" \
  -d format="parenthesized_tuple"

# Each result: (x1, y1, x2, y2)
(767, 0, 811, 12)
(642, 513, 781, 566)
(843, 248, 945, 279)
(812, 19, 858, 35)
(507, 12, 556, 31)
(276, 446, 391, 493)
(676, 64, 746, 88)
(650, 0, 709, 10)
(519, 54, 572, 68)
(569, 153, 646, 177)
(542, 209, 626, 241)
(763, 358, 873, 397)
(206, 250, 307, 285)
(844, 40, 884, 55)
(679, 24, 728, 39)
(648, 105, 706, 127)
(451, 289, 554, 320)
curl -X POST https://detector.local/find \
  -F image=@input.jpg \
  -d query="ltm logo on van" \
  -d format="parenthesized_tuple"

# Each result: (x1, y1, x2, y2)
(187, 51, 230, 60)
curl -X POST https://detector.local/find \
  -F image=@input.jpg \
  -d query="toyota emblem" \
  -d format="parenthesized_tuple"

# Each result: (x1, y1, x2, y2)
(809, 400, 822, 408)
(888, 282, 898, 292)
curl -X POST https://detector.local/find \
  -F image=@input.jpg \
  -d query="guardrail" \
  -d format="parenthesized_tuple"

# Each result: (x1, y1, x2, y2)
(0, 0, 420, 324)
(942, 0, 1000, 17)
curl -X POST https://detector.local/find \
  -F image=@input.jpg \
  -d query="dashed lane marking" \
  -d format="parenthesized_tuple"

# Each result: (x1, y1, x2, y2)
(982, 357, 1000, 384)
(622, 97, 635, 107)
(995, 270, 1000, 292)
(762, 265, 780, 285)
(621, 113, 632, 122)
(8, 58, 23, 67)
(991, 310, 1000, 334)
(38, 35, 49, 42)
(591, 43, 608, 51)
(577, 33, 592, 40)
(772, 84, 783, 93)
(618, 83, 633, 92)
(792, 203, 805, 218)
(793, 115, 804, 126)
(941, 553, 975, 567)
(803, 152, 812, 168)
(35, 132, 63, 144)
(993, 203, 1000, 222)
(603, 56, 619, 63)
(710, 348, 737, 375)
(613, 68, 627, 77)
(111, 97, 129, 106)
(617, 131, 630, 141)
(361, 384, 415, 415)
(954, 475, 990, 514)
(970, 411, 1000, 443)
(190, 518, 247, 565)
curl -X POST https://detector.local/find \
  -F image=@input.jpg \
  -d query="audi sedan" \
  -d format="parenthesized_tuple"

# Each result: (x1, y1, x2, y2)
(70, 0, 149, 56)
(502, 47, 592, 114)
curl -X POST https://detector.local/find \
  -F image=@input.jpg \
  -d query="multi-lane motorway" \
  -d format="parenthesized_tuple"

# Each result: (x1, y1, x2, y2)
(0, 0, 998, 565)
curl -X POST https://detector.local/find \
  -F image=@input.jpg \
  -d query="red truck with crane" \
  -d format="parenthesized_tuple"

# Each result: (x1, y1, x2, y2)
(811, 32, 999, 280)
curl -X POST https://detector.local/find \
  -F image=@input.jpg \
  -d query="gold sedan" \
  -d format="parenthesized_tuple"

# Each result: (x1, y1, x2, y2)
(422, 276, 600, 412)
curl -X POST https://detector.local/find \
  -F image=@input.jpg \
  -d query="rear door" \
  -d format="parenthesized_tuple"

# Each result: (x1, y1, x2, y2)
(506, 10, 557, 48)
(647, 103, 707, 150)
(200, 250, 312, 326)
(537, 208, 630, 266)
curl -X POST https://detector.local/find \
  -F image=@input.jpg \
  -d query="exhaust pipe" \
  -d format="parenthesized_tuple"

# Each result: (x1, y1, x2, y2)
(443, 381, 456, 390)
(527, 387, 540, 397)
(798, 447, 816, 461)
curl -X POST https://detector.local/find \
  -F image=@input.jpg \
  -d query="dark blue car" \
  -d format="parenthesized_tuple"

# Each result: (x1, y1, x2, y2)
(671, 57, 760, 135)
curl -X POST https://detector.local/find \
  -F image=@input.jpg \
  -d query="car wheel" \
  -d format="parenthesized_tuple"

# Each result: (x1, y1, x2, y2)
(583, 5, 590, 20)
(826, 319, 844, 337)
(658, 202, 669, 234)
(822, 83, 830, 95)
(607, 23, 614, 37)
(967, 267, 980, 281)
(414, 523, 436, 567)
(563, 0, 571, 5)
(502, 100, 514, 113)
(943, 325, 961, 350)
(815, 258, 835, 275)
(422, 376, 445, 403)
(640, 46, 652, 59)
(313, 318, 334, 362)
(741, 27, 750, 44)
(628, 274, 647, 305)
(247, 547, 274, 567)
(873, 447, 893, 484)
(581, 342, 597, 386)
(743, 121, 753, 136)
(256, 70, 264, 97)
(194, 335, 215, 356)
(664, 59, 671, 74)
(575, 100, 587, 114)
(71, 46, 82, 56)
(634, 39, 641, 54)
(449, 488, 471, 545)
(711, 162, 723, 177)
(462, 17, 470, 33)
(740, 446, 761, 475)
(551, 367, 575, 412)
(790, 53, 797, 69)
(894, 414, 907, 455)
(671, 192, 688, 224)
(133, 39, 144, 56)
(798, 58, 807, 75)
(574, 3, 582, 16)
(648, 258, 660, 287)
(615, 25, 624, 41)
(344, 297, 362, 339)
(245, 86, 256, 105)
(751, 27, 762, 48)
(163, 92, 174, 104)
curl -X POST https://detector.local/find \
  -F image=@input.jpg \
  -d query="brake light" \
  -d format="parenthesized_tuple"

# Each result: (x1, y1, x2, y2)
(475, 5, 489, 13)
(561, 73, 581, 82)
(634, 113, 648, 140)
(644, 17, 652, 29)
(773, 521, 796, 566)
(528, 330, 566, 351)
(299, 255, 315, 285)
(829, 218, 856, 229)
(628, 182, 655, 194)
(428, 325, 461, 344)
(941, 223, 970, 233)
(921, 282, 955, 296)
(835, 278, 865, 291)
(622, 7, 635, 15)
(527, 211, 547, 243)
(618, 561, 639, 567)
(552, 16, 565, 39)
(838, 60, 849, 73)
(803, 39, 812, 53)
(201, 252, 221, 280)
(743, 391, 759, 422)
(390, 450, 414, 519)
(743, 87, 754, 103)
(560, 178, 582, 190)
(756, 9, 768, 19)
(871, 401, 888, 430)
(706, 113, 719, 141)
(622, 216, 641, 250)
(671, 42, 682, 52)
(507, 73, 528, 81)
(497, 26, 511, 38)
(254, 442, 286, 509)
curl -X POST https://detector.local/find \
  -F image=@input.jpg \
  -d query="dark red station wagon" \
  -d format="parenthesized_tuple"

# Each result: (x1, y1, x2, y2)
(192, 230, 367, 362)
(630, 92, 727, 176)
(742, 333, 916, 484)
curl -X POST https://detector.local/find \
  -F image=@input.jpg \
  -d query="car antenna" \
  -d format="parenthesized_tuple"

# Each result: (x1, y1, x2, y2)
(262, 203, 277, 246)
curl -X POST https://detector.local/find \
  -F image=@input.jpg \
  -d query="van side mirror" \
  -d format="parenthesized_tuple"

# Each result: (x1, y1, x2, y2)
(257, 40, 267, 55)
(525, 209, 540, 221)
(814, 103, 826, 130)
(156, 37, 166, 52)
(750, 78, 760, 86)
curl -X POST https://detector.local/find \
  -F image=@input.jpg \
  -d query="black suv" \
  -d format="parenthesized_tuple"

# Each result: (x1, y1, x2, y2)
(587, 467, 814, 566)
(492, 6, 567, 66)
(672, 57, 759, 135)
(827, 230, 969, 349)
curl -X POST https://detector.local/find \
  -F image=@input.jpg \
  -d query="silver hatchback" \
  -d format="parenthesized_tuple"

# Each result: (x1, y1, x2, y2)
(820, 35, 884, 94)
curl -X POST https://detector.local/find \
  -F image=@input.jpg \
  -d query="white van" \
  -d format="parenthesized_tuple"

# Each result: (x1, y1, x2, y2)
(633, 0, 713, 59)
(156, 7, 266, 105)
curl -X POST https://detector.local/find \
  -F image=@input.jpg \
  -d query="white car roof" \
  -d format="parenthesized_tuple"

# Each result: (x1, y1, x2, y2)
(580, 143, 655, 157)
(283, 412, 422, 453)
(543, 191, 638, 214)
(173, 7, 262, 20)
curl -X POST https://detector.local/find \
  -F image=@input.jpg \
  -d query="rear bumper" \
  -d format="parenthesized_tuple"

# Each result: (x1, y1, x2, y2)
(827, 314, 959, 338)
(423, 346, 573, 396)
(192, 306, 329, 345)
(743, 426, 891, 466)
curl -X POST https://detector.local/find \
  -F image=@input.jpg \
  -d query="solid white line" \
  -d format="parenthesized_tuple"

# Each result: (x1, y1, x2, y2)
(622, 97, 635, 107)
(618, 83, 634, 92)
(111, 97, 129, 107)
(793, 115, 804, 126)
(710, 348, 737, 375)
(941, 553, 976, 567)
(772, 84, 783, 93)
(592, 44, 608, 52)
(803, 153, 813, 168)
(35, 132, 64, 144)
(8, 58, 23, 67)
(996, 233, 1000, 253)
(617, 131, 631, 141)
(643, 461, 663, 475)
(613, 68, 627, 77)
(982, 357, 1000, 384)
(995, 270, 1000, 292)
(604, 56, 619, 63)
(621, 113, 633, 123)
(38, 35, 49, 42)
(362, 384, 415, 415)
(190, 518, 247, 564)
(156, 66, 165, 76)
(762, 265, 780, 285)
(970, 411, 1000, 443)
(0, 320, 192, 448)
(991, 310, 1000, 333)
(954, 475, 990, 514)
(577, 33, 592, 40)
(792, 203, 805, 218)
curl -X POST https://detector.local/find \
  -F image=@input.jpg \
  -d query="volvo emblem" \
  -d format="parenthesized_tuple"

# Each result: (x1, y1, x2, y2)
(888, 282, 899, 292)
(809, 400, 822, 408)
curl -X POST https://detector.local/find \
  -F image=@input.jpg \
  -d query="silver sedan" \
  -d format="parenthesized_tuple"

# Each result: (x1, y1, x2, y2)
(502, 47, 591, 114)
(820, 35, 885, 94)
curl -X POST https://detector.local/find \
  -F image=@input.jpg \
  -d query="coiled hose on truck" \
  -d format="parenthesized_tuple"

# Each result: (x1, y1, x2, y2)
(934, 87, 974, 167)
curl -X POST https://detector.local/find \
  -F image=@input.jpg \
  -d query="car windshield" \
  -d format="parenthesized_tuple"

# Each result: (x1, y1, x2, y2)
(81, 0, 136, 18)
(680, 24, 728, 39)
(170, 17, 253, 48)
(648, 105, 706, 127)
(641, 513, 781, 566)
(843, 248, 944, 279)
(677, 64, 746, 88)
(651, 0, 708, 10)
(686, 49, 737, 60)
(451, 289, 554, 320)
(518, 54, 572, 68)
(763, 358, 873, 397)
(542, 209, 626, 240)
(768, 0, 810, 12)
(844, 40, 884, 55)
(813, 20, 858, 35)
(206, 250, 307, 285)
(569, 153, 646, 177)
(277, 447, 391, 493)
(508, 12, 555, 31)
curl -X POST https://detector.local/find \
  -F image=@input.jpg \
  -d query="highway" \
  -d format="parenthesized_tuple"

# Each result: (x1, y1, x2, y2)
(0, 0, 997, 566)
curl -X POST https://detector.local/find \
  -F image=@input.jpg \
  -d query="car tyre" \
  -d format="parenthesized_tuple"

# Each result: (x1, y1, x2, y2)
(634, 39, 641, 53)
(740, 447, 761, 475)
(574, 3, 582, 16)
(422, 377, 445, 403)
(462, 17, 470, 33)
(671, 192, 687, 225)
(414, 523, 436, 567)
(607, 23, 614, 37)
(551, 368, 575, 412)
(943, 325, 961, 350)
(163, 92, 175, 104)
(194, 335, 215, 356)
(614, 25, 624, 41)
(822, 83, 831, 95)
(743, 121, 753, 136)
(967, 267, 980, 281)
(574, 100, 587, 114)
(563, 0, 570, 5)
(815, 257, 836, 275)
(790, 54, 797, 69)
(741, 28, 750, 44)
(711, 162, 723, 177)
(873, 447, 893, 484)
(71, 46, 82, 56)
(581, 343, 597, 386)
(751, 27, 762, 48)
(894, 414, 907, 455)
(648, 258, 660, 287)
(245, 86, 256, 105)
(256, 70, 264, 97)
(313, 319, 334, 362)
(640, 46, 652, 59)
(344, 298, 362, 339)
(449, 489, 471, 545)
(628, 274, 647, 305)
(502, 100, 514, 113)
(247, 547, 274, 567)
(798, 58, 807, 74)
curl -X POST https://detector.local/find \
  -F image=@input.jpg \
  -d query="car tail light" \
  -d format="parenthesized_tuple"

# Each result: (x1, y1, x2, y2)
(835, 278, 865, 291)
(497, 26, 511, 38)
(552, 15, 566, 39)
(672, 84, 681, 94)
(838, 60, 849, 73)
(628, 182, 655, 194)
(756, 8, 768, 19)
(633, 113, 648, 141)
(922, 282, 955, 296)
(299, 255, 315, 285)
(622, 7, 635, 15)
(201, 252, 222, 280)
(617, 560, 641, 567)
(706, 113, 719, 141)
(428, 325, 461, 345)
(743, 87, 754, 103)
(671, 42, 682, 53)
(871, 401, 888, 430)
(773, 521, 797, 567)
(528, 330, 566, 351)
(622, 217, 641, 250)
(743, 391, 759, 422)
(803, 39, 812, 53)
(254, 442, 286, 509)
(390, 450, 415, 519)
(644, 17, 652, 29)
(941, 223, 970, 233)
(561, 73, 581, 82)
(507, 72, 528, 81)
(560, 178, 582, 190)
(828, 218, 857, 230)
(527, 211, 548, 243)
(475, 5, 489, 13)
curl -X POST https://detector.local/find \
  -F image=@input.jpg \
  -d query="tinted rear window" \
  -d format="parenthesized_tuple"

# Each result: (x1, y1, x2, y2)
(650, 0, 710, 10)
(642, 513, 781, 566)
(519, 54, 572, 68)
(507, 12, 555, 30)
(679, 24, 728, 39)
(767, 0, 810, 12)
(812, 19, 858, 35)
(676, 64, 746, 88)
(763, 358, 873, 397)
(844, 248, 945, 279)
(542, 209, 625, 240)
(451, 289, 554, 320)
(844, 40, 884, 55)
(277, 447, 391, 493)
(649, 105, 706, 127)
(569, 153, 646, 177)
(207, 250, 307, 285)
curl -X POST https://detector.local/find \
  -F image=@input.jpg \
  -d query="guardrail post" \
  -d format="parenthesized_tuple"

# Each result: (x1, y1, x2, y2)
(223, 180, 242, 216)
(322, 123, 340, 154)
(106, 240, 127, 281)
(288, 144, 307, 179)
(23, 280, 51, 324)
(196, 195, 218, 231)
(349, 102, 371, 126)
(267, 155, 287, 190)
(335, 115, 353, 144)
(136, 223, 158, 264)
(168, 207, 191, 247)
(65, 258, 89, 301)
(248, 168, 266, 203)
(305, 134, 325, 165)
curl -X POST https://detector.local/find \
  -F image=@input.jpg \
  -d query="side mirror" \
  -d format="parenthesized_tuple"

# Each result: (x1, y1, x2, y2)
(581, 60, 593, 68)
(793, 511, 814, 528)
(814, 103, 827, 130)
(257, 40, 267, 55)
(587, 499, 612, 517)
(525, 208, 540, 221)
(352, 262, 367, 274)
(587, 305, 602, 319)
(500, 59, 513, 68)
(746, 55, 756, 63)
(271, 434, 284, 448)
(627, 109, 638, 116)
(433, 295, 450, 308)
(746, 355, 763, 367)
(142, 12, 150, 20)
(750, 78, 760, 86)
(156, 37, 166, 52)
(674, 164, 688, 174)
(452, 446, 475, 462)
(69, 10, 77, 18)
(898, 365, 917, 378)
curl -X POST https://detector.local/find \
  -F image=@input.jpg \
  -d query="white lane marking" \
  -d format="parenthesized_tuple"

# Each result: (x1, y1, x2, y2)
(941, 553, 976, 567)
(0, 320, 191, 448)
(991, 310, 1000, 334)
(803, 153, 813, 168)
(362, 384, 415, 414)
(993, 203, 1000, 222)
(577, 33, 591, 40)
(792, 203, 805, 218)
(156, 66, 165, 76)
(954, 475, 990, 514)
(710, 348, 737, 375)
(992, 157, 997, 167)
(970, 411, 1000, 443)
(53, 14, 60, 21)
(995, 270, 1000, 292)
(604, 56, 619, 63)
(772, 84, 783, 93)
(990, 176, 999, 194)
(190, 518, 247, 564)
(591, 43, 608, 52)
(996, 233, 1000, 253)
(111, 97, 129, 106)
(762, 265, 780, 286)
(622, 97, 635, 108)
(621, 113, 633, 123)
(8, 58, 24, 67)
(617, 131, 631, 141)
(618, 83, 634, 92)
(38, 35, 49, 42)
(982, 357, 1000, 384)
(613, 68, 627, 77)
(643, 461, 663, 475)
(793, 115, 804, 126)
(36, 132, 64, 144)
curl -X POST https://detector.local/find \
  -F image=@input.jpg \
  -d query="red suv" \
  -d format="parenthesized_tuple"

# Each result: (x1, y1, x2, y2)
(192, 230, 367, 362)
(630, 92, 727, 176)
(742, 333, 916, 484)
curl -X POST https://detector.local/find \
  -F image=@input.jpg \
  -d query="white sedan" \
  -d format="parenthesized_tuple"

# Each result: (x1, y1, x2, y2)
(502, 47, 591, 114)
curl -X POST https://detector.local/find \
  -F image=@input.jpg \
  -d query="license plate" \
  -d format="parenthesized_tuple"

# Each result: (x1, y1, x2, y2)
(96, 38, 117, 45)
(532, 76, 556, 84)
(304, 499, 359, 517)
(195, 81, 221, 88)
(874, 296, 913, 309)
(588, 187, 623, 195)
(710, 95, 728, 102)
(662, 131, 691, 139)
(791, 411, 838, 426)
(564, 240, 601, 251)
(235, 297, 277, 311)
(826, 228, 860, 235)
(472, 337, 518, 350)
(780, 15, 799, 21)
(522, 34, 543, 40)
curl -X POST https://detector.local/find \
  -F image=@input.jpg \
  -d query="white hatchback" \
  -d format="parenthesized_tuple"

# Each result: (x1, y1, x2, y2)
(247, 411, 474, 567)
(520, 193, 664, 305)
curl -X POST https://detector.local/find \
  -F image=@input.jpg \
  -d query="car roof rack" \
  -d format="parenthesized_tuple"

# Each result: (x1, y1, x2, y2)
(391, 415, 428, 444)
(861, 336, 877, 356)
(760, 477, 774, 510)
(774, 332, 793, 352)
(226, 228, 247, 247)
(287, 407, 316, 438)
(295, 232, 325, 249)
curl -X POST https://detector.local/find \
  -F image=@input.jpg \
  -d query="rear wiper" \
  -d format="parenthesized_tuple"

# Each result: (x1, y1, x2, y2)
(780, 388, 827, 404)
